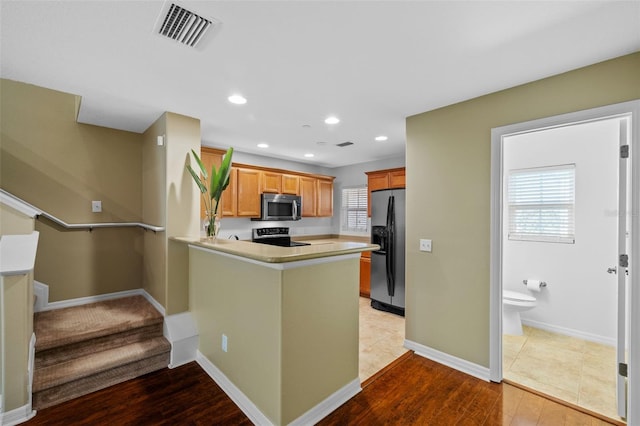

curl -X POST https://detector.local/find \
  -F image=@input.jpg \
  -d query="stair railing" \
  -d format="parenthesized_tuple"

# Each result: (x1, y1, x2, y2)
(0, 189, 165, 232)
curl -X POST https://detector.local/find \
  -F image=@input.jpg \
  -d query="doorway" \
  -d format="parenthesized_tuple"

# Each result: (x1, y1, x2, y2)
(489, 100, 640, 424)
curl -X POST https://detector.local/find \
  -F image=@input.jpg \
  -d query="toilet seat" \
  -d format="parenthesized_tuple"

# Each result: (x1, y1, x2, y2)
(503, 290, 536, 303)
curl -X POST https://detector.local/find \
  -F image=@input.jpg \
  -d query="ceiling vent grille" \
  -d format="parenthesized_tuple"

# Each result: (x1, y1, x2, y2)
(156, 3, 216, 48)
(336, 141, 354, 147)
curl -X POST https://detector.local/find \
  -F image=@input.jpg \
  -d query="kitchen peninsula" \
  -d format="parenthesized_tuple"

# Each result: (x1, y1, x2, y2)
(175, 237, 378, 425)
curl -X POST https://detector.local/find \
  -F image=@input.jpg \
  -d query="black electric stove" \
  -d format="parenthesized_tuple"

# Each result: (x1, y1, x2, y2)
(252, 227, 311, 247)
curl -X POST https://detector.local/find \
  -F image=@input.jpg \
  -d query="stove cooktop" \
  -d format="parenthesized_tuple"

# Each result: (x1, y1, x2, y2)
(251, 227, 311, 247)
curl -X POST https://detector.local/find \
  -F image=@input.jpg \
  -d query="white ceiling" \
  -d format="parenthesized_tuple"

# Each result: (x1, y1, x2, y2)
(2, 1, 639, 168)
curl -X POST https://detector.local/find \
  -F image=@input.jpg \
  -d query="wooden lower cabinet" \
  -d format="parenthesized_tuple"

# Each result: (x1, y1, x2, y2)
(359, 252, 371, 297)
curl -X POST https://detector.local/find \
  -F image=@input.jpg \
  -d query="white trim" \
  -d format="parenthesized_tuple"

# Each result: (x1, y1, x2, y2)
(196, 351, 274, 426)
(164, 312, 198, 368)
(0, 189, 41, 218)
(0, 189, 164, 232)
(195, 351, 360, 426)
(33, 287, 166, 316)
(490, 99, 640, 423)
(33, 281, 49, 313)
(189, 244, 361, 270)
(404, 339, 490, 382)
(521, 319, 616, 347)
(0, 403, 36, 426)
(288, 378, 361, 426)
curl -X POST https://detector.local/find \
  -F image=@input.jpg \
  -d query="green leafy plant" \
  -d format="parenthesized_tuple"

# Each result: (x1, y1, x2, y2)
(186, 147, 234, 237)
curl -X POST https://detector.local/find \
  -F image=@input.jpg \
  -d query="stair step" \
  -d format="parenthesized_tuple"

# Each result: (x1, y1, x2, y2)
(33, 351, 170, 410)
(34, 295, 163, 351)
(34, 336, 171, 392)
(36, 323, 164, 368)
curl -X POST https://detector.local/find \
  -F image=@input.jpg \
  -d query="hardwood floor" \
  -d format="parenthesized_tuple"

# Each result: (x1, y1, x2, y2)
(25, 353, 615, 426)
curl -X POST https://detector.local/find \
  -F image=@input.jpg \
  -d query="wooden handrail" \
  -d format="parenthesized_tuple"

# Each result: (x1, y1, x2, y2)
(0, 189, 165, 232)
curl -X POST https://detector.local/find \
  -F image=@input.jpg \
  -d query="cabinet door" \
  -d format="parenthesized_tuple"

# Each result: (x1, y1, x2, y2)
(282, 174, 300, 195)
(236, 168, 261, 217)
(317, 179, 333, 217)
(220, 168, 237, 217)
(359, 252, 371, 297)
(367, 172, 389, 217)
(299, 177, 317, 217)
(389, 169, 406, 188)
(261, 171, 282, 193)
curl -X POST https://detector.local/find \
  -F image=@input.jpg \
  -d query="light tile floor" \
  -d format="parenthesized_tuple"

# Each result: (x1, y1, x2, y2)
(503, 326, 621, 422)
(359, 297, 408, 382)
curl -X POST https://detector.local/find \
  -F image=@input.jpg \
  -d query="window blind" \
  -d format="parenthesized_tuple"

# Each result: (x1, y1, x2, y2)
(507, 164, 575, 243)
(341, 186, 368, 233)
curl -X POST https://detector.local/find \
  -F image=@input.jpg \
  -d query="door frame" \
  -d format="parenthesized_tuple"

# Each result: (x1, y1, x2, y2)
(489, 100, 640, 423)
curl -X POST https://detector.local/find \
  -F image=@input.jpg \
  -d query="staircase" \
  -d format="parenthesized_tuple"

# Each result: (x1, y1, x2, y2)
(33, 295, 171, 410)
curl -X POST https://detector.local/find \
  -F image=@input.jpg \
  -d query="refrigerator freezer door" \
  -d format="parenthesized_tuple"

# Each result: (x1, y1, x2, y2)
(390, 189, 406, 309)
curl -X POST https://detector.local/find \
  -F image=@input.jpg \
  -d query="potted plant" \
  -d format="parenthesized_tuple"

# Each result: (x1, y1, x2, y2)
(186, 147, 234, 239)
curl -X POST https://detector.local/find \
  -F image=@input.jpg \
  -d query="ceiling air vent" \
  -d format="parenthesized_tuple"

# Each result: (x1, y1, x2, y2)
(336, 141, 354, 147)
(155, 3, 218, 48)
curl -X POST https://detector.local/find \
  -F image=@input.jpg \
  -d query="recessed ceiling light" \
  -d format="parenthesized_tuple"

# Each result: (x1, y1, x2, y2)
(324, 116, 340, 125)
(257, 143, 269, 148)
(304, 153, 314, 158)
(375, 135, 388, 141)
(228, 94, 247, 105)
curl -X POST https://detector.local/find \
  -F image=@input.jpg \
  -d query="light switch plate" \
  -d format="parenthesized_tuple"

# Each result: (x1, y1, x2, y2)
(92, 200, 102, 213)
(419, 239, 432, 252)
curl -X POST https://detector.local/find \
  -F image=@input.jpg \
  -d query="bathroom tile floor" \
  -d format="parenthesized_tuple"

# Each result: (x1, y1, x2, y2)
(503, 325, 621, 422)
(359, 297, 408, 382)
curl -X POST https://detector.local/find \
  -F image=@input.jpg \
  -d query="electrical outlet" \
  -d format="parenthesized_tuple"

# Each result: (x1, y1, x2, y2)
(91, 200, 102, 213)
(222, 334, 228, 352)
(419, 239, 432, 252)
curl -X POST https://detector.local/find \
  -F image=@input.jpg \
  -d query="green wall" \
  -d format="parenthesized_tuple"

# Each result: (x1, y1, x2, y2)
(405, 52, 640, 368)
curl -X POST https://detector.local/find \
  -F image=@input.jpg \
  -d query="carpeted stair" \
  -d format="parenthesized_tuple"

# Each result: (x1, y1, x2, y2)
(33, 295, 170, 410)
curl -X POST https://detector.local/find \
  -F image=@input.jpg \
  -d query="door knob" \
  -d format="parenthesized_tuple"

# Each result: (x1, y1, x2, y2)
(607, 267, 617, 274)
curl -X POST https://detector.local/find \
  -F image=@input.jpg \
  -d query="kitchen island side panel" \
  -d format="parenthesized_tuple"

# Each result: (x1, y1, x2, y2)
(189, 247, 283, 424)
(281, 258, 360, 424)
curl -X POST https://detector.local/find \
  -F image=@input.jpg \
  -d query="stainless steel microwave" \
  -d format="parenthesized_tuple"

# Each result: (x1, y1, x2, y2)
(257, 193, 302, 221)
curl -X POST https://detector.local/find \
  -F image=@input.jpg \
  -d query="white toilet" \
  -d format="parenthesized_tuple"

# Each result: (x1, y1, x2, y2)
(503, 290, 537, 336)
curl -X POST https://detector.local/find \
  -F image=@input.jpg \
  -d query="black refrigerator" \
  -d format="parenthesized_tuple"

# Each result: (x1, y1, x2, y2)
(370, 188, 406, 316)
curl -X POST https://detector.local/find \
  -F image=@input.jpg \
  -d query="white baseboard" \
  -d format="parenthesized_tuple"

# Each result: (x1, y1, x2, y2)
(521, 319, 615, 347)
(196, 351, 274, 425)
(195, 351, 360, 426)
(32, 284, 165, 316)
(404, 339, 490, 382)
(1, 403, 36, 426)
(288, 378, 361, 426)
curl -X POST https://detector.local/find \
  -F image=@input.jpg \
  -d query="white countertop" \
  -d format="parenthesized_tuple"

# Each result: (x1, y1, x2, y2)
(0, 231, 40, 276)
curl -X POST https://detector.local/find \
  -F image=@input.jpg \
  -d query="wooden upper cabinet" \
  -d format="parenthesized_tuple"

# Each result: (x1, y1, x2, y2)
(300, 176, 317, 217)
(261, 171, 282, 194)
(282, 174, 300, 195)
(389, 169, 406, 188)
(317, 179, 334, 217)
(220, 167, 237, 217)
(236, 168, 261, 217)
(366, 167, 406, 216)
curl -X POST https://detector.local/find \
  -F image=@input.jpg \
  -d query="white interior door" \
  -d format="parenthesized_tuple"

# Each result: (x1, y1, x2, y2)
(616, 117, 630, 419)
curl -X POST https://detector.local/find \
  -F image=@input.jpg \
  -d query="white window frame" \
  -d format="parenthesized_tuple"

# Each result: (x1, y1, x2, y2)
(507, 164, 576, 244)
(340, 186, 369, 235)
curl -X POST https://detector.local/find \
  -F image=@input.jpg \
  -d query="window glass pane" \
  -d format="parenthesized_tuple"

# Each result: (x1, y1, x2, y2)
(507, 164, 575, 243)
(341, 186, 368, 233)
